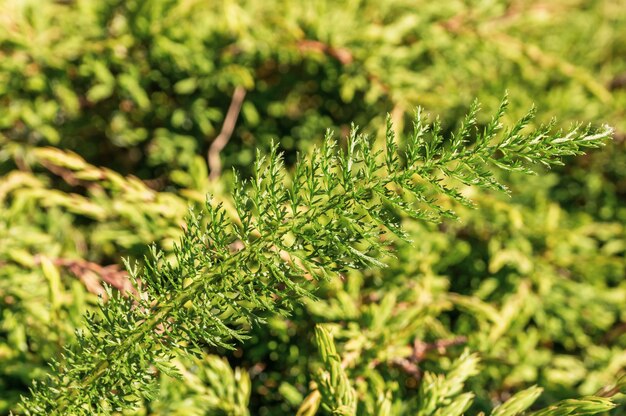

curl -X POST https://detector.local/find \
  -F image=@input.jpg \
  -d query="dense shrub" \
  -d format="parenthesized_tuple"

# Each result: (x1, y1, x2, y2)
(0, 0, 625, 414)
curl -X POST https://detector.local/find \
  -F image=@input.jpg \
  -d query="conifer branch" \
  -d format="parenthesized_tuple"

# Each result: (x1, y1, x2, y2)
(20, 100, 612, 414)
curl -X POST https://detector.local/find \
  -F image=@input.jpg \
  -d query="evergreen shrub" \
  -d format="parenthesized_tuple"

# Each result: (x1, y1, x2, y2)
(1, 0, 625, 414)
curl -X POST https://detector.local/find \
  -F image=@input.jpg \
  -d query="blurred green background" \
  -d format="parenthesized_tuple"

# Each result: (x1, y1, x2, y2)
(1, 0, 625, 414)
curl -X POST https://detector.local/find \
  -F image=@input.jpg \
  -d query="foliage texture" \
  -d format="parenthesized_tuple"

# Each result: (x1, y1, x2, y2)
(1, 0, 626, 415)
(19, 102, 616, 414)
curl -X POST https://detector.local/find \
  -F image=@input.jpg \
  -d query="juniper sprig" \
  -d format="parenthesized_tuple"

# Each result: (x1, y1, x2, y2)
(21, 98, 612, 414)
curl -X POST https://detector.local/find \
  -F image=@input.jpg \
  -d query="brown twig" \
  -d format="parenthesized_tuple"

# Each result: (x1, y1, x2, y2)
(13, 152, 31, 172)
(208, 86, 247, 181)
(412, 336, 468, 362)
(602, 321, 626, 344)
(34, 255, 134, 298)
(296, 40, 354, 65)
(609, 73, 626, 91)
(369, 336, 468, 380)
(39, 160, 86, 187)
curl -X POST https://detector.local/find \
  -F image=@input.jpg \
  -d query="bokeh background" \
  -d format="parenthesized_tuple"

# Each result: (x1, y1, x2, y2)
(1, 0, 625, 414)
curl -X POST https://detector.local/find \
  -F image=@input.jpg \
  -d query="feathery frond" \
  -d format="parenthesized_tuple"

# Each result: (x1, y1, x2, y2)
(21, 101, 612, 414)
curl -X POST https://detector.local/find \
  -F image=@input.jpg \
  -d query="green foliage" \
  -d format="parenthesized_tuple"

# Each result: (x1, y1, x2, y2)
(150, 353, 251, 416)
(18, 103, 614, 414)
(2, 0, 626, 179)
(310, 327, 616, 416)
(1, 0, 626, 415)
(314, 326, 357, 415)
